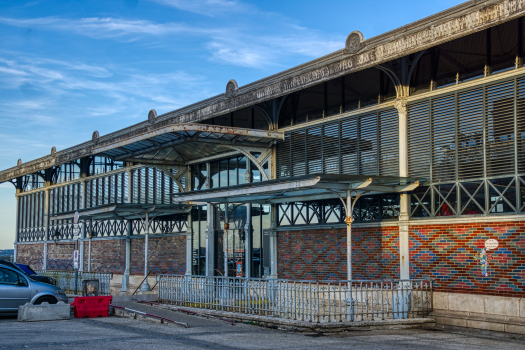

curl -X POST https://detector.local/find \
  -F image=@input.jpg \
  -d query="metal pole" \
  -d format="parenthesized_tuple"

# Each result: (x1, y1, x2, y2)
(346, 190, 352, 281)
(141, 212, 151, 291)
(88, 234, 92, 272)
(224, 221, 229, 277)
(74, 240, 79, 295)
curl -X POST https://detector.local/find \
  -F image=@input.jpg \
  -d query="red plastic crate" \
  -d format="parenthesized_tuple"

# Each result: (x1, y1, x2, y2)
(72, 296, 112, 318)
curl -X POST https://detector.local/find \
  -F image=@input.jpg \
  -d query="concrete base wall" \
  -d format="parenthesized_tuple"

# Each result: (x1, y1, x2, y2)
(433, 292, 525, 334)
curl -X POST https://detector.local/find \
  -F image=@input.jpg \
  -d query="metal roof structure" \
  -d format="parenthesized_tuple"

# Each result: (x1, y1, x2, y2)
(0, 124, 283, 182)
(94, 124, 283, 165)
(172, 174, 421, 205)
(50, 204, 190, 222)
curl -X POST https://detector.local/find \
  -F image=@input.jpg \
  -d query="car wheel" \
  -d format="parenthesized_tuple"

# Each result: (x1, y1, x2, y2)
(34, 296, 57, 305)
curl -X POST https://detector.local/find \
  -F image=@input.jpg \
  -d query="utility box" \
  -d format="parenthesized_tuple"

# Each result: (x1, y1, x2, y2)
(82, 280, 99, 296)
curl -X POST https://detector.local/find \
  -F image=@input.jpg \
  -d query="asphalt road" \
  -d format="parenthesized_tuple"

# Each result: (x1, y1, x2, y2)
(1, 302, 524, 350)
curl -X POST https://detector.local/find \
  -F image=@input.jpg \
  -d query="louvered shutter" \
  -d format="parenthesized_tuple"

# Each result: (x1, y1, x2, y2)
(517, 78, 525, 174)
(341, 117, 358, 174)
(458, 88, 484, 180)
(408, 101, 431, 179)
(306, 126, 322, 174)
(486, 80, 515, 176)
(432, 95, 456, 182)
(291, 131, 306, 176)
(379, 109, 399, 176)
(276, 132, 291, 178)
(323, 122, 340, 174)
(360, 114, 378, 175)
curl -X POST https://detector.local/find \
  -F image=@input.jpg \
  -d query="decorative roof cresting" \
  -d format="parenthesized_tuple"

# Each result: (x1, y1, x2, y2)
(148, 109, 157, 124)
(345, 31, 365, 54)
(225, 79, 238, 98)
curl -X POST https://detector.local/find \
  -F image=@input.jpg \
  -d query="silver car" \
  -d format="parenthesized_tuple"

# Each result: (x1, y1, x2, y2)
(0, 264, 68, 314)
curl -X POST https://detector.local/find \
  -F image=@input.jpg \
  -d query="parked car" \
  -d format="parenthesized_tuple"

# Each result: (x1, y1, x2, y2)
(0, 264, 68, 315)
(15, 263, 37, 275)
(0, 260, 56, 286)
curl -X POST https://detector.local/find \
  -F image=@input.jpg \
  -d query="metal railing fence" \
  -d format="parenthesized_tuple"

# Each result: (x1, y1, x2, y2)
(156, 275, 433, 323)
(36, 270, 113, 295)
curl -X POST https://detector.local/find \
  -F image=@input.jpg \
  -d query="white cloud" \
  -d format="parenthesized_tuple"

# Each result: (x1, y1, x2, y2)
(0, 14, 344, 69)
(0, 17, 204, 39)
(0, 66, 28, 75)
(206, 31, 342, 68)
(150, 0, 253, 17)
(0, 50, 213, 126)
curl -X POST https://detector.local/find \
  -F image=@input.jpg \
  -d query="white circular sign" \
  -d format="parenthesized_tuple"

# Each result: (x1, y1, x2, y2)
(485, 239, 499, 250)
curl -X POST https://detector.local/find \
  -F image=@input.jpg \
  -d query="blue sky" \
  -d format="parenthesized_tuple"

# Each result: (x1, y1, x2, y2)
(0, 0, 466, 249)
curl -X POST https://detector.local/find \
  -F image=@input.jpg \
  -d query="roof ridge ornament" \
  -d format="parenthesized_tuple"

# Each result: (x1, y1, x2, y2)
(92, 131, 100, 144)
(345, 31, 365, 55)
(51, 146, 56, 156)
(225, 79, 238, 98)
(17, 159, 22, 167)
(148, 109, 157, 124)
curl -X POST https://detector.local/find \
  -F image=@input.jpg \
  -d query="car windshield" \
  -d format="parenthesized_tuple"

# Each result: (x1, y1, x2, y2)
(15, 264, 37, 275)
(0, 262, 33, 279)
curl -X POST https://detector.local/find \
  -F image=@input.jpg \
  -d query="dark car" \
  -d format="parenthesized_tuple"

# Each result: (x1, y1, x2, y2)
(0, 260, 56, 286)
(15, 263, 37, 275)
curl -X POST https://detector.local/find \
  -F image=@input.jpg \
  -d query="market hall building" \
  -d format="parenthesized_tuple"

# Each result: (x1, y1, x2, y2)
(1, 0, 525, 330)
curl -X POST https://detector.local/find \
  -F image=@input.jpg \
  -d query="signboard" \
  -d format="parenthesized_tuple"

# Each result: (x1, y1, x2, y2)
(236, 260, 243, 277)
(485, 239, 499, 250)
(72, 223, 82, 241)
(73, 250, 79, 269)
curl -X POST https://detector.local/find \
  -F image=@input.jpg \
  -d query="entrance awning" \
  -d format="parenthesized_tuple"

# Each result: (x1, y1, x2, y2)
(50, 203, 190, 221)
(0, 124, 284, 183)
(172, 174, 422, 204)
(96, 124, 283, 165)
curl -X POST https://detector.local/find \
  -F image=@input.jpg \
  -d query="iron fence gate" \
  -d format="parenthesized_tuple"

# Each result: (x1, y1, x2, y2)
(156, 275, 433, 323)
(37, 270, 113, 295)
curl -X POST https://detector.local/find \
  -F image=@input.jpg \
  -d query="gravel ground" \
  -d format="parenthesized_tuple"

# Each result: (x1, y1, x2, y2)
(1, 302, 524, 350)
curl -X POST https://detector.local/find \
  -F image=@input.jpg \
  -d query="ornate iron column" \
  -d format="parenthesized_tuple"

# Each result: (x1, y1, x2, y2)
(396, 97, 410, 280)
(205, 162, 216, 277)
(122, 168, 134, 292)
(244, 161, 252, 279)
(141, 211, 151, 291)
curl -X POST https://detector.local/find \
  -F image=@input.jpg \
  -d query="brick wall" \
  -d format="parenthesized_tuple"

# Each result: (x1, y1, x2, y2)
(83, 239, 126, 274)
(16, 244, 44, 270)
(47, 243, 74, 270)
(130, 236, 186, 275)
(410, 221, 525, 298)
(278, 227, 399, 280)
(16, 236, 186, 275)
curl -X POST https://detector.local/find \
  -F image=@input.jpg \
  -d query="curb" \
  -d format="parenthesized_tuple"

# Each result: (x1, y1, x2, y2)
(154, 304, 436, 332)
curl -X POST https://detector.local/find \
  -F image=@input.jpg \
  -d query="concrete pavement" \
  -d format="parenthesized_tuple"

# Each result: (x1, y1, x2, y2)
(1, 302, 525, 350)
